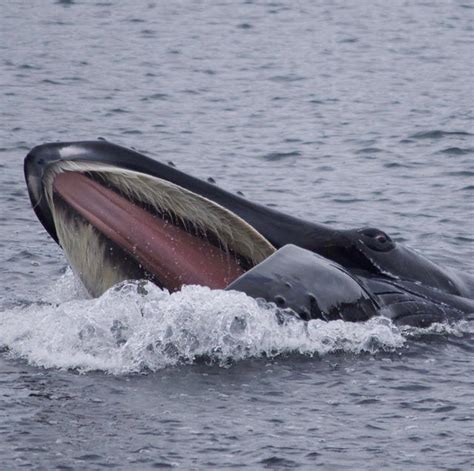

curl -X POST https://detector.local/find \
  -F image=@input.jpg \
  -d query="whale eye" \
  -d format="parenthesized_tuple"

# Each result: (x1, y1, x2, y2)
(358, 228, 394, 252)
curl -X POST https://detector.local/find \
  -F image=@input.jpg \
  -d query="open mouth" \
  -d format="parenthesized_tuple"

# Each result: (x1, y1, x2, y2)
(42, 161, 275, 296)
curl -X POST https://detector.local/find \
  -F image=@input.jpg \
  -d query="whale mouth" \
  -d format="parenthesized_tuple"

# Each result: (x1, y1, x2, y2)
(42, 161, 275, 296)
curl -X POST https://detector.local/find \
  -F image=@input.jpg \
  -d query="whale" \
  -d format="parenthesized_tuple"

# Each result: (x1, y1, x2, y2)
(24, 140, 474, 327)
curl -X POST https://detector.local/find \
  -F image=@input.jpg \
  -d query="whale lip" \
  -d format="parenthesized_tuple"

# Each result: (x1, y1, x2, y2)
(24, 143, 65, 243)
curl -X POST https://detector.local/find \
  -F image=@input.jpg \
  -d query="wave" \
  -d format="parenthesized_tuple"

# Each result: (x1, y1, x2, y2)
(0, 272, 403, 373)
(409, 130, 472, 139)
(1, 271, 471, 375)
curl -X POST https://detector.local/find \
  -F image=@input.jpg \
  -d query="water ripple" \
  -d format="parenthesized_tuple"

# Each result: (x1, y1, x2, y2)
(409, 130, 472, 139)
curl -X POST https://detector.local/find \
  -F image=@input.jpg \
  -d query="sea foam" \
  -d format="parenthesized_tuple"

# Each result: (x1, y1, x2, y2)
(1, 270, 469, 375)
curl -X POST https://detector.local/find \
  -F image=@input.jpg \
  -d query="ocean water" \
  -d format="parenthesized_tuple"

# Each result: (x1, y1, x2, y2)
(1, 0, 473, 469)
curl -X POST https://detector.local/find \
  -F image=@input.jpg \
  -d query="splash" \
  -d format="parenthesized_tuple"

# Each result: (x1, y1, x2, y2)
(1, 271, 408, 374)
(400, 318, 474, 338)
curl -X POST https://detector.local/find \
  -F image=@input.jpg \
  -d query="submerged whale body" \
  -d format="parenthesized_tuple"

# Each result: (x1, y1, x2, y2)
(24, 141, 474, 327)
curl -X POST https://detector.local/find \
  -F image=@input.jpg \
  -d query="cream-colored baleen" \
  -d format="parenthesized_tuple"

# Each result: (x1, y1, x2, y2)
(43, 161, 276, 295)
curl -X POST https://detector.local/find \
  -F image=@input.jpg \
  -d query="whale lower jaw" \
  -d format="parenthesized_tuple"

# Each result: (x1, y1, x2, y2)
(51, 199, 146, 297)
(42, 161, 275, 296)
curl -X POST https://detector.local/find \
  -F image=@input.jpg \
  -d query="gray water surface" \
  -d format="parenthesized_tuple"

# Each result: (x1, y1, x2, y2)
(1, 1, 473, 469)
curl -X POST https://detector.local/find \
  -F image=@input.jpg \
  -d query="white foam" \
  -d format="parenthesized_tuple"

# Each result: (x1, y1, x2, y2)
(401, 319, 474, 337)
(0, 272, 414, 374)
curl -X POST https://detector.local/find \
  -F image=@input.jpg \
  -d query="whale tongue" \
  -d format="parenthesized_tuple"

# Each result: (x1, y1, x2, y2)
(53, 171, 245, 291)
